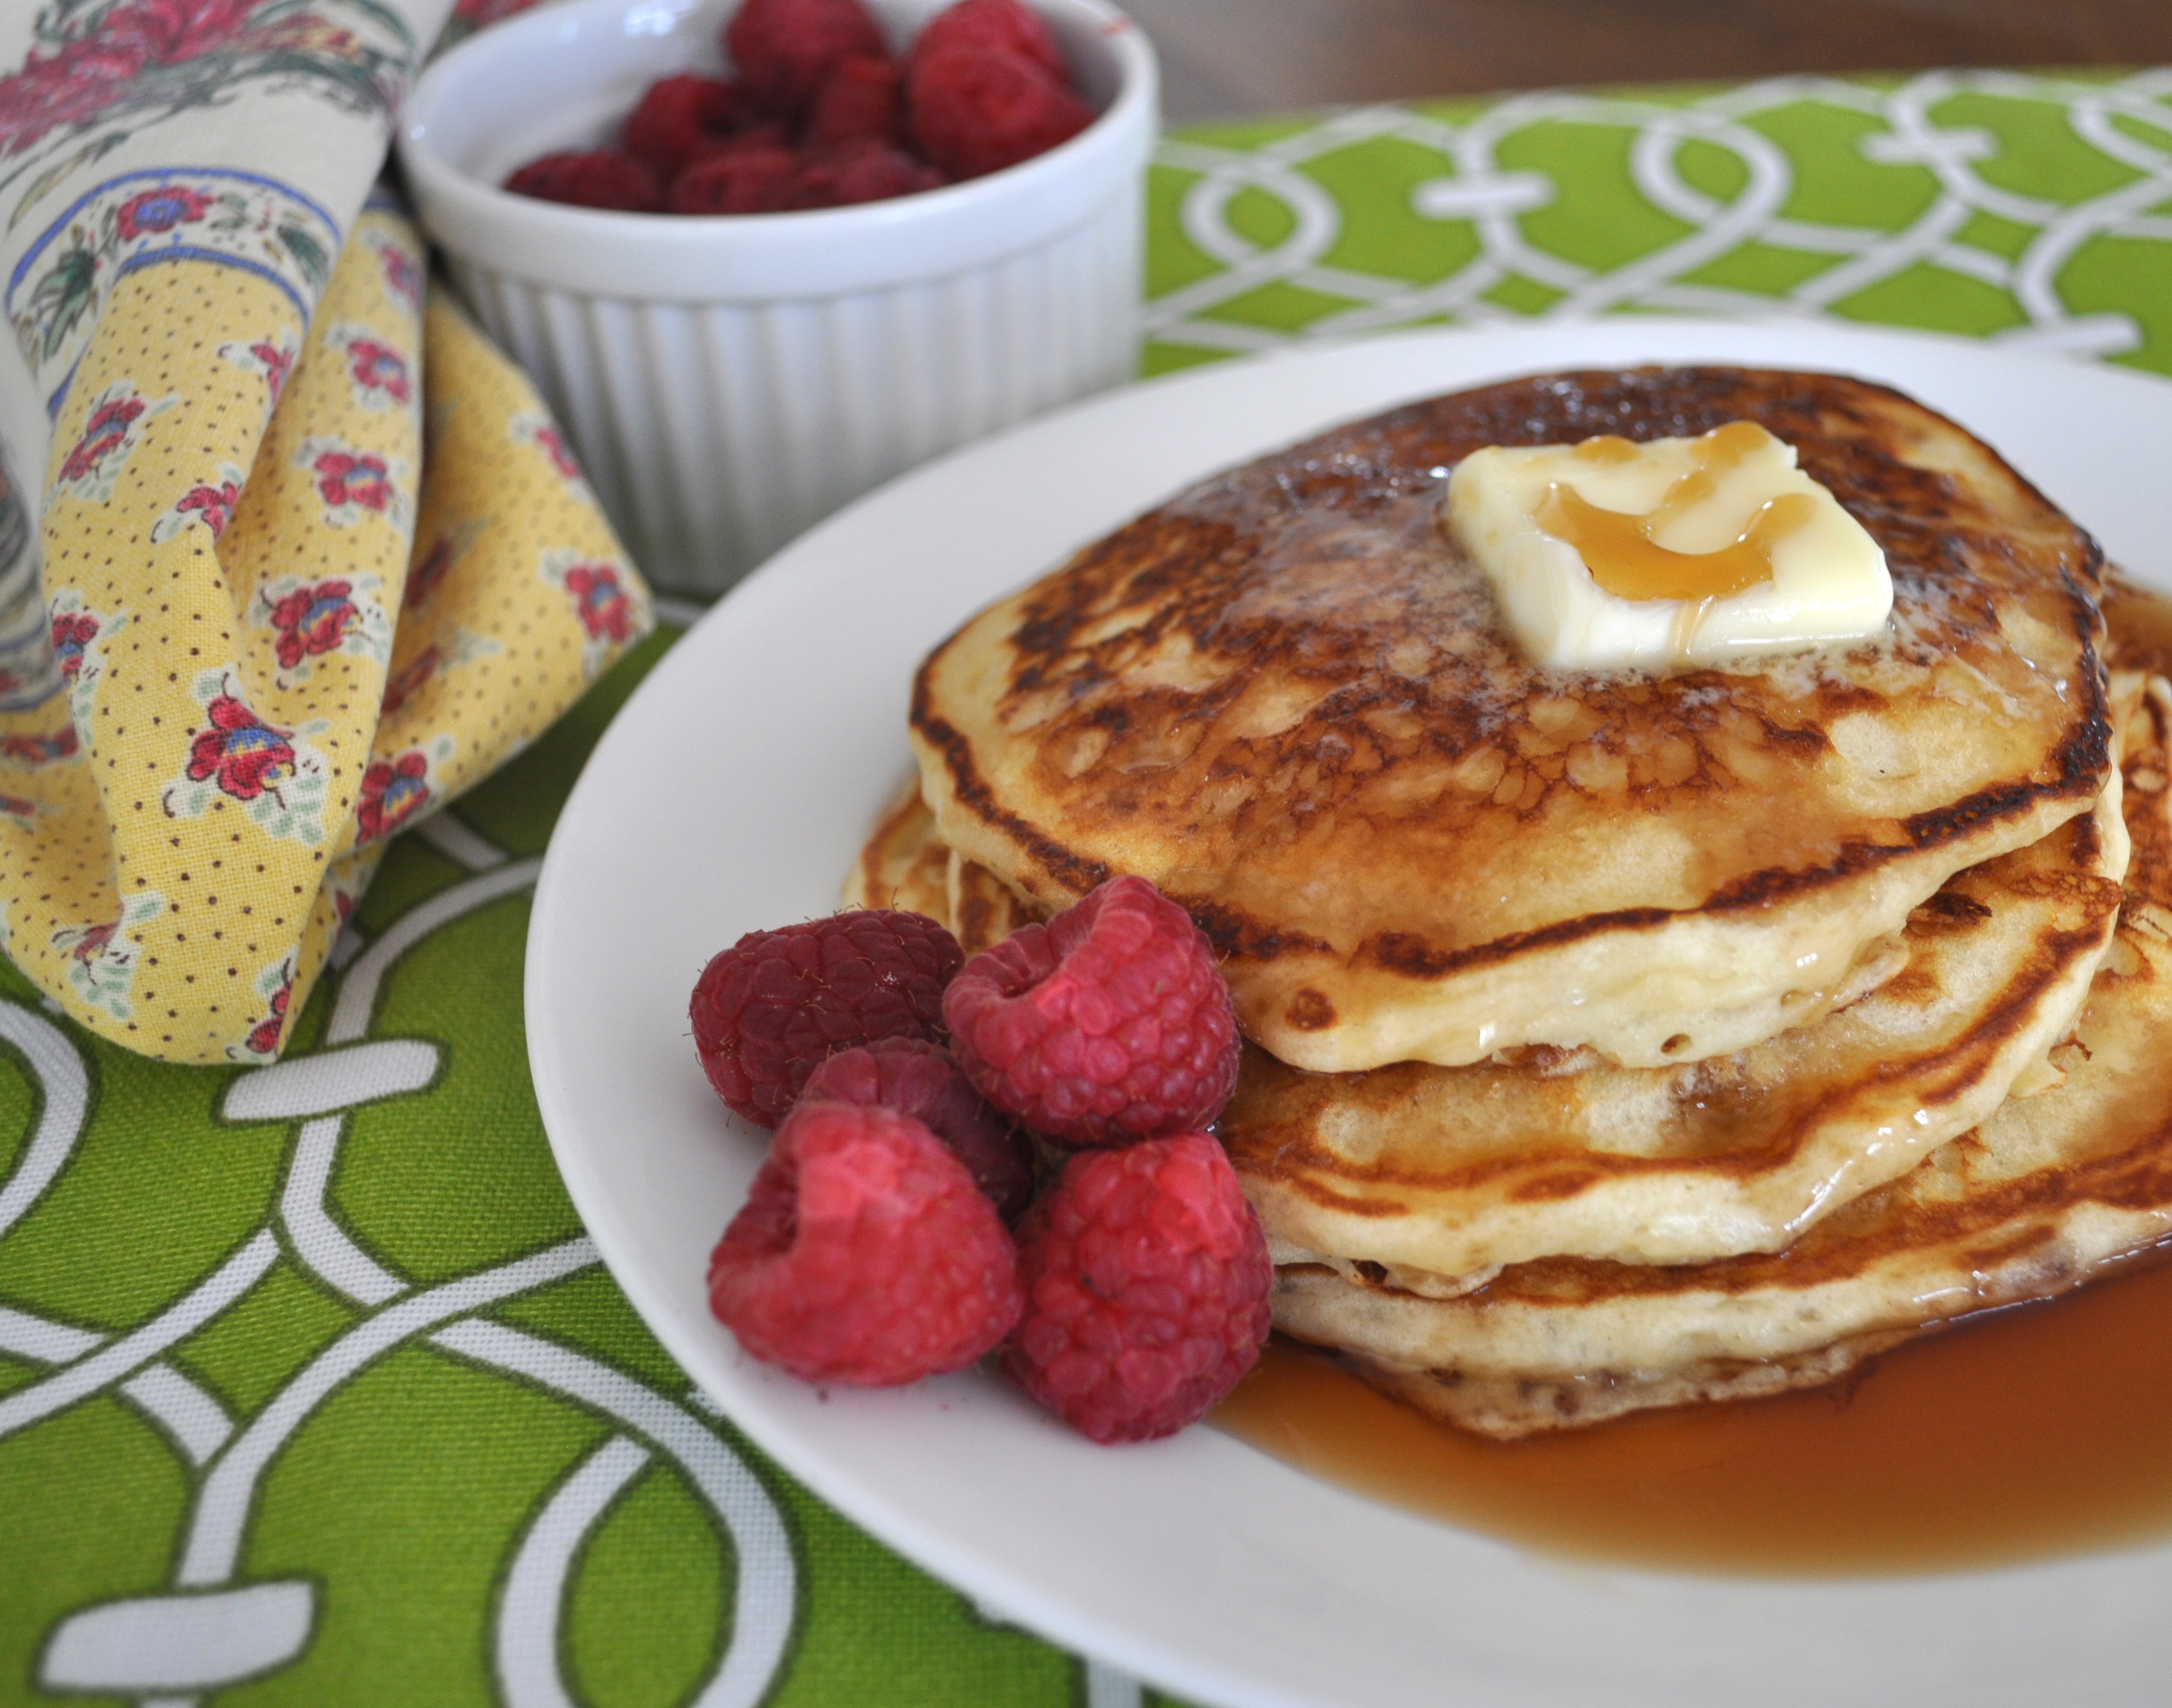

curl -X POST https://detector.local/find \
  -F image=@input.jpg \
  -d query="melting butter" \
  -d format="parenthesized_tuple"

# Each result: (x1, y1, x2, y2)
(1444, 421, 1891, 670)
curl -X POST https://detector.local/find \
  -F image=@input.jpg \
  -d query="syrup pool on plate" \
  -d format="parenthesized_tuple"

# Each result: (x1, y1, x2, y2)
(1213, 1244, 2172, 1577)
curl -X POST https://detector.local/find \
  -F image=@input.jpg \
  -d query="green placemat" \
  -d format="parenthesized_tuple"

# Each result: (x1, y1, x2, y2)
(4, 67, 2170, 1708)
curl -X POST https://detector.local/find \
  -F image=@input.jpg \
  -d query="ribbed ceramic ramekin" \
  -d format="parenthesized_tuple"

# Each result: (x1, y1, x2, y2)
(398, 0, 1157, 596)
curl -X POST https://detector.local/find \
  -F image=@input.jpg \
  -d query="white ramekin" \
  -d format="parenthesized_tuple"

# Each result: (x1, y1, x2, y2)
(398, 0, 1157, 596)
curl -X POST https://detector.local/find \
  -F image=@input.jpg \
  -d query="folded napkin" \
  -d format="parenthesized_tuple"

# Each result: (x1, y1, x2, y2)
(0, 0, 651, 1063)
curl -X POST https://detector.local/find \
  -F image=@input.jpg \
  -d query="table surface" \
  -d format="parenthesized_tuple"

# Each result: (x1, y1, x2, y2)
(5, 65, 2172, 1708)
(1124, 0, 2172, 122)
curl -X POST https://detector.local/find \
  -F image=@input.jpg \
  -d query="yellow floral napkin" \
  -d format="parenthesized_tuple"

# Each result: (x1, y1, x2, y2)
(0, 2, 651, 1063)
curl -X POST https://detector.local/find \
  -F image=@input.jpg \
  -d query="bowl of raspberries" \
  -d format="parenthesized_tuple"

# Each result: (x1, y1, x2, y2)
(397, 0, 1157, 597)
(687, 876, 1273, 1445)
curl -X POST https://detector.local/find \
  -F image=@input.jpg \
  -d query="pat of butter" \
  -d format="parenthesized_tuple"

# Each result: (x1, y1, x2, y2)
(1444, 421, 1891, 670)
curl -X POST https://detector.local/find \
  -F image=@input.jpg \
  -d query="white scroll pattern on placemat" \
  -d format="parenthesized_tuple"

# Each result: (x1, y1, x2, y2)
(2, 831, 798, 1708)
(1146, 69, 2172, 363)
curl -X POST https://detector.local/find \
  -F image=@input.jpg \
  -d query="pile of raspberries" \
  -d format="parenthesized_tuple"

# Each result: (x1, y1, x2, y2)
(504, 0, 1098, 215)
(690, 873, 1273, 1444)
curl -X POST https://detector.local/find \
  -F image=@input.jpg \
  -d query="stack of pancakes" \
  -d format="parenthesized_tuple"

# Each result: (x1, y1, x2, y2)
(852, 367, 2172, 1438)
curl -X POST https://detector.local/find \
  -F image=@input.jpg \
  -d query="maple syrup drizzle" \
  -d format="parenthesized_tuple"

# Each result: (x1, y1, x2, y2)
(1542, 422, 1816, 604)
(1211, 575, 2172, 1579)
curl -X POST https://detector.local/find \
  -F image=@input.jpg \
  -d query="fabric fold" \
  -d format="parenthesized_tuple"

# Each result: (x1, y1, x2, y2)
(0, 2, 651, 1063)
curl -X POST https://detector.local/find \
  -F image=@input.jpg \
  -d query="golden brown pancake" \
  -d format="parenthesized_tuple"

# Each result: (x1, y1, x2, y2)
(1229, 711, 2127, 1283)
(845, 777, 1040, 957)
(860, 702, 2131, 1283)
(1270, 675, 2172, 1438)
(846, 778, 953, 919)
(912, 368, 2111, 1074)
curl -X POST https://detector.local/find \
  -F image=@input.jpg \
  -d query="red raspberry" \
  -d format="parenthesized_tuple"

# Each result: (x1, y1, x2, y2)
(709, 1101, 1023, 1385)
(800, 1036, 1034, 1220)
(942, 874, 1237, 1147)
(794, 142, 945, 207)
(503, 149, 663, 211)
(803, 52, 905, 152)
(906, 44, 1094, 180)
(690, 121, 791, 160)
(623, 73, 741, 177)
(690, 909, 964, 1125)
(669, 144, 803, 214)
(1004, 1133, 1271, 1442)
(912, 0, 1067, 83)
(725, 0, 888, 119)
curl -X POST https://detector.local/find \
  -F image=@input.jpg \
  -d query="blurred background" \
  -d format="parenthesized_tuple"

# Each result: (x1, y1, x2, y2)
(1122, 0, 2172, 121)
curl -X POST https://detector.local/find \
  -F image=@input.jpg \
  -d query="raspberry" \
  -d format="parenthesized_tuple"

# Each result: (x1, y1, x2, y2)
(800, 1036, 1034, 1220)
(803, 53, 905, 152)
(709, 1101, 1023, 1385)
(691, 909, 964, 1125)
(623, 73, 741, 177)
(912, 0, 1066, 83)
(906, 44, 1094, 180)
(503, 149, 663, 211)
(943, 874, 1237, 1147)
(725, 0, 888, 119)
(669, 144, 802, 214)
(690, 121, 791, 160)
(1004, 1133, 1271, 1442)
(794, 142, 945, 208)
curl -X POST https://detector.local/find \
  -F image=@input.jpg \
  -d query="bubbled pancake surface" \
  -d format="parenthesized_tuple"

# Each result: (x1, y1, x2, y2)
(1272, 674, 2172, 1438)
(1228, 683, 2134, 1284)
(911, 368, 2112, 1073)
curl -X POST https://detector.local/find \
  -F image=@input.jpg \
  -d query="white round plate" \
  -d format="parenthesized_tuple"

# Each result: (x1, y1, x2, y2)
(527, 318, 2172, 1708)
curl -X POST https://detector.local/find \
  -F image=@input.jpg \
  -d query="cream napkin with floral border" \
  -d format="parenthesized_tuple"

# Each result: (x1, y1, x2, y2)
(0, 1, 652, 1063)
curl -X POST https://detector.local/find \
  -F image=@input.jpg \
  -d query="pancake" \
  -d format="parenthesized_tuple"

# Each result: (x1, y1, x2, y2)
(911, 367, 2111, 1074)
(858, 696, 2131, 1282)
(2104, 570, 2172, 682)
(846, 778, 954, 920)
(1271, 673, 2172, 1437)
(1226, 679, 2134, 1285)
(845, 777, 1038, 957)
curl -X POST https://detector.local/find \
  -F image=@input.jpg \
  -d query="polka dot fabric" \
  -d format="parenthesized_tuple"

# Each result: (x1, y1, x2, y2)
(0, 208, 651, 1063)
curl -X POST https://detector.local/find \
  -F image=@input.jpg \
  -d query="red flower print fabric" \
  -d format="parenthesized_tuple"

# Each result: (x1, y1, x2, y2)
(329, 324, 414, 411)
(232, 954, 297, 1060)
(58, 395, 140, 482)
(379, 645, 440, 718)
(365, 228, 425, 313)
(0, 181, 650, 1062)
(250, 573, 391, 685)
(185, 693, 297, 802)
(150, 462, 246, 543)
(0, 724, 79, 766)
(0, 0, 256, 155)
(296, 435, 410, 529)
(268, 579, 360, 669)
(513, 412, 589, 491)
(162, 670, 331, 846)
(114, 182, 214, 238)
(356, 748, 431, 843)
(219, 333, 297, 410)
(316, 450, 390, 510)
(0, 0, 409, 163)
(50, 611, 100, 683)
(540, 549, 650, 678)
(52, 382, 175, 501)
(563, 563, 636, 643)
(405, 531, 461, 610)
(46, 591, 124, 725)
